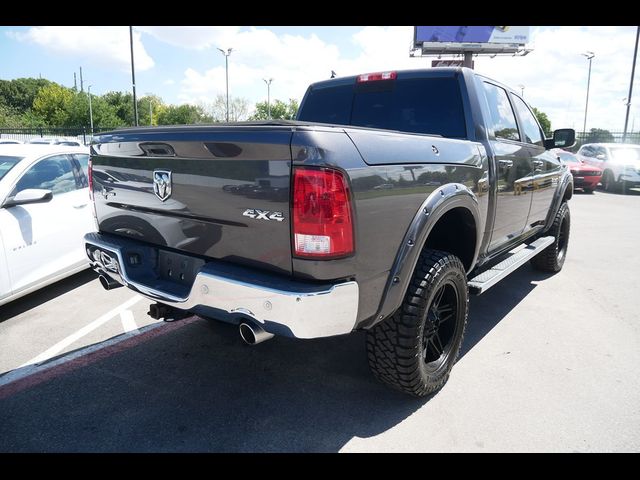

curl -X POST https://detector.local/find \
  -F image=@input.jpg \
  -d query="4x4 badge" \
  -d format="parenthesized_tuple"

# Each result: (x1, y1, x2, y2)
(242, 208, 284, 222)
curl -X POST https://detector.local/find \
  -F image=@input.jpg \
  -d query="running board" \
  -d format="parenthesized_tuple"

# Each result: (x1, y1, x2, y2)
(468, 236, 555, 295)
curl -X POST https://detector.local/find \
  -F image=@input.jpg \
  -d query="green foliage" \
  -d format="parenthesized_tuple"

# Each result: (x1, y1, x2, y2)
(32, 84, 74, 126)
(0, 75, 300, 130)
(250, 98, 299, 120)
(585, 128, 614, 144)
(532, 107, 552, 136)
(0, 78, 53, 112)
(208, 94, 250, 122)
(156, 104, 213, 125)
(0, 104, 24, 128)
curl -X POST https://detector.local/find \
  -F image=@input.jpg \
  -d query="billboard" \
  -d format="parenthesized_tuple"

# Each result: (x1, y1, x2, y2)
(414, 26, 529, 47)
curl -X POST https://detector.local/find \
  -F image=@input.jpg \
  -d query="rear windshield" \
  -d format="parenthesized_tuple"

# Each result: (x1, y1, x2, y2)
(298, 76, 466, 138)
(0, 155, 23, 181)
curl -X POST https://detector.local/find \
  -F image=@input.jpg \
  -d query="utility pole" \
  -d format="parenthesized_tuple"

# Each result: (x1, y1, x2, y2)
(87, 85, 94, 136)
(149, 98, 153, 126)
(129, 26, 139, 126)
(74, 72, 77, 91)
(623, 26, 639, 143)
(79, 66, 84, 92)
(217, 48, 233, 122)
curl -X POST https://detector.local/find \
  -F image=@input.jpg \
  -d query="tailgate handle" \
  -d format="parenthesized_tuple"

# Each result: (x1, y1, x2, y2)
(140, 143, 176, 157)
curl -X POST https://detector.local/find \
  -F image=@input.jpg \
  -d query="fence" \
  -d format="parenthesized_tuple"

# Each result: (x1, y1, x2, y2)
(0, 127, 113, 145)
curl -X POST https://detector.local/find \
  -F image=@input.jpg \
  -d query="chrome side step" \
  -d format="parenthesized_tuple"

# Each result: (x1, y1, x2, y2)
(468, 236, 555, 295)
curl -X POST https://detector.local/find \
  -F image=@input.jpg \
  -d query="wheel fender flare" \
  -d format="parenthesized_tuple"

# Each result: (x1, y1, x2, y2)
(368, 183, 481, 327)
(544, 169, 573, 232)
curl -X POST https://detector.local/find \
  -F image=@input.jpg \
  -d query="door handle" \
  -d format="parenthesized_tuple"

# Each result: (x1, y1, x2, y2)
(498, 159, 513, 168)
(73, 203, 88, 209)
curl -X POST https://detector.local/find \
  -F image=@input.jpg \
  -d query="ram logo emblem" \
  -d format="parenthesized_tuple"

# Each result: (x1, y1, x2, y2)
(153, 170, 172, 201)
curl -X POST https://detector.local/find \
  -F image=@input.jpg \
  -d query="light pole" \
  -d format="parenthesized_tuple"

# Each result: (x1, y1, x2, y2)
(517, 84, 525, 97)
(623, 27, 639, 143)
(263, 78, 273, 119)
(87, 85, 94, 136)
(581, 51, 595, 139)
(129, 26, 139, 126)
(217, 47, 233, 122)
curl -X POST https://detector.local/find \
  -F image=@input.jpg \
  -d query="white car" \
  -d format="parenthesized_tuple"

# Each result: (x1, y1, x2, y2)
(576, 143, 640, 192)
(0, 144, 95, 307)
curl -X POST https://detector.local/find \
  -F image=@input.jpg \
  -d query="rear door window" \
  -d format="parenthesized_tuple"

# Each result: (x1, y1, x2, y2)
(481, 82, 520, 141)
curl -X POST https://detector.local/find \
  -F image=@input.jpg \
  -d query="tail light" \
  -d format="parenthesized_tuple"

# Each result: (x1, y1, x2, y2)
(87, 156, 99, 229)
(292, 167, 354, 258)
(87, 156, 93, 200)
(356, 71, 397, 83)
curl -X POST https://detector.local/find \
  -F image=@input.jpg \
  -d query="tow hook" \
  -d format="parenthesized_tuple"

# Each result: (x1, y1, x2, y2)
(148, 302, 190, 322)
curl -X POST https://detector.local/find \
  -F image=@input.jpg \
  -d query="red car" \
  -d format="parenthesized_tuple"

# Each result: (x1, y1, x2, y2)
(552, 149, 602, 193)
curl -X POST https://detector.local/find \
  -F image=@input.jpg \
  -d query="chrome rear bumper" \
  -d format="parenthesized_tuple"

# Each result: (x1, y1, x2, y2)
(84, 232, 359, 339)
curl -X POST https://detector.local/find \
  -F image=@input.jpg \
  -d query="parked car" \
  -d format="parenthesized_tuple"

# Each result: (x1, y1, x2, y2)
(28, 138, 83, 147)
(85, 67, 575, 397)
(576, 143, 640, 192)
(0, 144, 94, 307)
(552, 148, 602, 193)
(0, 139, 23, 144)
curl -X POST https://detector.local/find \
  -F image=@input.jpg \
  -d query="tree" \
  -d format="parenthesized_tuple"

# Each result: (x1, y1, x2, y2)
(0, 104, 24, 128)
(250, 98, 299, 120)
(102, 91, 135, 126)
(532, 107, 552, 136)
(207, 95, 250, 122)
(0, 78, 53, 113)
(67, 92, 122, 129)
(32, 84, 74, 126)
(138, 95, 165, 127)
(156, 104, 213, 125)
(585, 128, 614, 144)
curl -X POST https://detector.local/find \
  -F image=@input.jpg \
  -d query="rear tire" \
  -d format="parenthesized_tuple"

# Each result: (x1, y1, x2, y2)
(530, 201, 570, 273)
(603, 170, 618, 192)
(366, 250, 468, 397)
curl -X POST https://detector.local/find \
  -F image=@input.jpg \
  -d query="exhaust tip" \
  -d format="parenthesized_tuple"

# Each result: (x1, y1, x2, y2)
(239, 321, 274, 345)
(98, 274, 122, 290)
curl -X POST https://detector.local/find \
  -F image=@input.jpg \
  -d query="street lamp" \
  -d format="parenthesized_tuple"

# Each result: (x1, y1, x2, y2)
(87, 85, 94, 136)
(517, 84, 525, 97)
(581, 51, 595, 139)
(217, 47, 233, 122)
(263, 78, 273, 119)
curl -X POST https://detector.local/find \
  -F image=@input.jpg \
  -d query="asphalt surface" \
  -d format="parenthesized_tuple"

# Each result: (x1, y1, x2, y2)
(0, 187, 639, 452)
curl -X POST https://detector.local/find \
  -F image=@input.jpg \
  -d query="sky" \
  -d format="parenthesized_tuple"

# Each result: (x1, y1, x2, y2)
(1, 25, 638, 132)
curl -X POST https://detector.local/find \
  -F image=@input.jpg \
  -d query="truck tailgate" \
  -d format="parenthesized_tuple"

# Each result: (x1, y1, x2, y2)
(90, 127, 293, 275)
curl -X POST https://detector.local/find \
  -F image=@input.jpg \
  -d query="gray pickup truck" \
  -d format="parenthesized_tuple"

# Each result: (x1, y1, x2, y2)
(85, 67, 575, 397)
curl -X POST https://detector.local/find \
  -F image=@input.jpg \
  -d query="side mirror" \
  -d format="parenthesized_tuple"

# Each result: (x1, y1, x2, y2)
(2, 189, 53, 208)
(545, 128, 576, 149)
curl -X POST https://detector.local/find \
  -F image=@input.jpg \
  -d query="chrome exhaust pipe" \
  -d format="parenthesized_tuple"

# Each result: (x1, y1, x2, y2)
(239, 321, 274, 345)
(98, 274, 122, 290)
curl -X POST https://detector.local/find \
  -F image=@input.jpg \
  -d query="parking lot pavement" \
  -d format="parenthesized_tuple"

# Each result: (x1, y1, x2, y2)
(0, 270, 158, 375)
(1, 188, 639, 452)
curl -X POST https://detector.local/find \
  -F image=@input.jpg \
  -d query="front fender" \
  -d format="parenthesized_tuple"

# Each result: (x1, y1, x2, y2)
(364, 183, 481, 328)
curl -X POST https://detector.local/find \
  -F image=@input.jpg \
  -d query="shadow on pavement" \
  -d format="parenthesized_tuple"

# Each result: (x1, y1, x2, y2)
(0, 265, 551, 452)
(0, 269, 97, 323)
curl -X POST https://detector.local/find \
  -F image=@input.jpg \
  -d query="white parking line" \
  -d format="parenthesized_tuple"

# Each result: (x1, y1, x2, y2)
(18, 295, 143, 369)
(120, 310, 139, 333)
